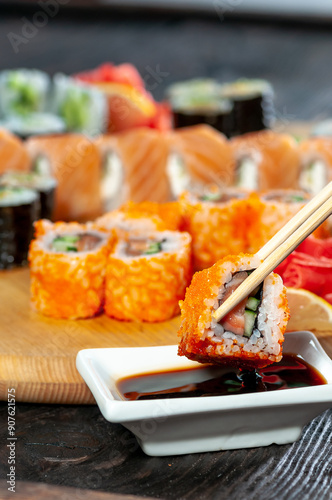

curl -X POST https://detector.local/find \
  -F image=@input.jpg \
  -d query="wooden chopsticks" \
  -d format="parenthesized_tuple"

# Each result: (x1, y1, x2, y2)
(212, 182, 332, 323)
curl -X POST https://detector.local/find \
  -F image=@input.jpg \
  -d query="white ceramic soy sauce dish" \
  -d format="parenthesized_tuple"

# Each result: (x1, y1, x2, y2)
(76, 331, 332, 457)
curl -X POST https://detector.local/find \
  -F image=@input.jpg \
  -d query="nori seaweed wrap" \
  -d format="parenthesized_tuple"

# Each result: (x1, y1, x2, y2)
(1, 171, 57, 220)
(0, 186, 40, 269)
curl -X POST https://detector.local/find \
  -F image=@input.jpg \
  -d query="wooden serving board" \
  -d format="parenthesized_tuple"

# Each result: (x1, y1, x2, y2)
(1, 268, 332, 405)
(0, 268, 180, 404)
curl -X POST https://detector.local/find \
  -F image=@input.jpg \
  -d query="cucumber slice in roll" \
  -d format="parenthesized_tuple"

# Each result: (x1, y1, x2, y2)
(246, 297, 260, 312)
(244, 310, 257, 338)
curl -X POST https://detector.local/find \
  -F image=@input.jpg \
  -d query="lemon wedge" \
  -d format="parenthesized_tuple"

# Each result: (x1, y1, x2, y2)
(286, 287, 332, 332)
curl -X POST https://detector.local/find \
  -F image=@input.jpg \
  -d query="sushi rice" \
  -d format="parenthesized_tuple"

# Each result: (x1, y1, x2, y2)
(178, 253, 290, 369)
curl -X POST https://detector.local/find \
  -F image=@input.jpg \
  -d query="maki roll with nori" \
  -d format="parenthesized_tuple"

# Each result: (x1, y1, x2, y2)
(178, 254, 289, 369)
(29, 220, 114, 319)
(105, 230, 192, 322)
(1, 171, 57, 219)
(0, 186, 39, 269)
(220, 79, 274, 136)
(0, 69, 50, 117)
(166, 79, 234, 137)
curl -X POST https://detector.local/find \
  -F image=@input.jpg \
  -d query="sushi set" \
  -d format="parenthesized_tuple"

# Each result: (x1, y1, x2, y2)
(1, 63, 332, 455)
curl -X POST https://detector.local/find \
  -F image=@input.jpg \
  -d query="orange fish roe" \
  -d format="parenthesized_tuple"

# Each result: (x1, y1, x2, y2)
(105, 231, 192, 322)
(178, 254, 290, 370)
(29, 220, 114, 319)
(119, 200, 184, 231)
(94, 207, 167, 236)
(246, 190, 316, 254)
(179, 191, 251, 271)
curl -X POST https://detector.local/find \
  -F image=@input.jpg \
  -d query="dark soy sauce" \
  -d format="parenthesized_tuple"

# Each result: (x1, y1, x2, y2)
(117, 354, 326, 401)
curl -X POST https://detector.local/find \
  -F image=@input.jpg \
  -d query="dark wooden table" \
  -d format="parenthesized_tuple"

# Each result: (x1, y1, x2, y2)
(1, 6, 332, 499)
(0, 402, 332, 499)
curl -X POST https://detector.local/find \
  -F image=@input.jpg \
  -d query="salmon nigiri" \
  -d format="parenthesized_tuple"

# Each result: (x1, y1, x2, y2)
(0, 128, 31, 174)
(26, 134, 102, 222)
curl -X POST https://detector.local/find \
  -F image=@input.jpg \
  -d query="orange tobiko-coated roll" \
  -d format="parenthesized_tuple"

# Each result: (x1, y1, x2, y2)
(95, 200, 183, 237)
(178, 254, 290, 370)
(29, 219, 114, 319)
(105, 230, 192, 322)
(245, 189, 329, 254)
(179, 188, 251, 271)
(119, 200, 184, 231)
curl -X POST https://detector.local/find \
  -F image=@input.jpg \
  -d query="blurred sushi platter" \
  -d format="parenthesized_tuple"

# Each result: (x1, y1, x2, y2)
(2, 63, 332, 404)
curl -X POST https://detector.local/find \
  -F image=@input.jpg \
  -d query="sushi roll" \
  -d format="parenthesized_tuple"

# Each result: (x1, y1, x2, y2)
(29, 220, 114, 319)
(0, 112, 66, 140)
(180, 188, 250, 271)
(25, 133, 103, 222)
(95, 207, 170, 237)
(95, 200, 183, 236)
(0, 171, 57, 219)
(169, 124, 235, 193)
(166, 79, 234, 137)
(111, 128, 172, 203)
(246, 189, 312, 254)
(219, 79, 274, 136)
(298, 137, 332, 196)
(52, 74, 108, 136)
(95, 134, 126, 212)
(0, 69, 50, 117)
(230, 131, 300, 191)
(105, 230, 192, 322)
(0, 185, 40, 269)
(178, 254, 290, 369)
(0, 128, 31, 174)
(118, 201, 183, 231)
